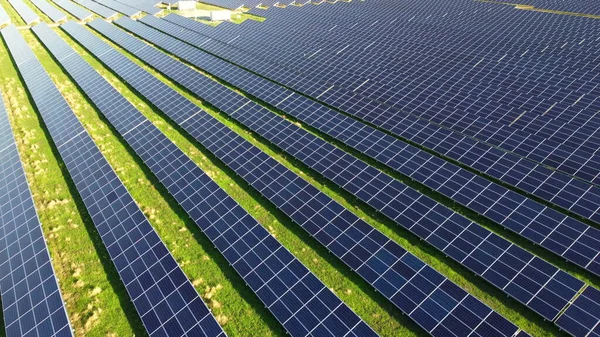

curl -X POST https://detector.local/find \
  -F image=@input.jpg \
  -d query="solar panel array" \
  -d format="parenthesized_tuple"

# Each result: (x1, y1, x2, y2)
(84, 17, 528, 337)
(142, 15, 600, 279)
(2, 0, 599, 335)
(0, 74, 72, 336)
(50, 0, 92, 21)
(4, 22, 227, 337)
(112, 12, 592, 323)
(142, 3, 600, 336)
(50, 20, 378, 337)
(29, 0, 67, 23)
(7, 0, 40, 25)
(111, 9, 597, 336)
(160, 7, 600, 227)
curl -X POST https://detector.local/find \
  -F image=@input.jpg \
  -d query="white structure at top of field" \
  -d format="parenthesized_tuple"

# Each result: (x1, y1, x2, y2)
(177, 0, 197, 10)
(210, 10, 231, 21)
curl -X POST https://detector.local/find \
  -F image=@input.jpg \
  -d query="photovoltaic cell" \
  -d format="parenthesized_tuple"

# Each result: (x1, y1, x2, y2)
(53, 20, 377, 337)
(6, 22, 226, 337)
(83, 18, 526, 337)
(0, 82, 72, 336)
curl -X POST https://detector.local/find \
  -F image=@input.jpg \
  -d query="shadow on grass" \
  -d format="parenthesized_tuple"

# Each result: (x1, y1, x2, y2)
(2, 38, 148, 337)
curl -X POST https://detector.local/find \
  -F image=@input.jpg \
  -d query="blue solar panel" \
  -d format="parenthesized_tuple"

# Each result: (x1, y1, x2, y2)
(90, 0, 140, 16)
(7, 0, 40, 25)
(556, 286, 600, 337)
(7, 22, 226, 337)
(0, 79, 73, 336)
(50, 0, 93, 21)
(29, 0, 67, 22)
(72, 0, 116, 18)
(83, 18, 527, 337)
(0, 4, 12, 25)
(54, 20, 378, 337)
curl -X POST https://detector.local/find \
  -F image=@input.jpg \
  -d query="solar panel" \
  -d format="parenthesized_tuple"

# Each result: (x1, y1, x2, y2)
(7, 0, 40, 25)
(111, 0, 162, 15)
(0, 84, 73, 337)
(141, 15, 600, 278)
(50, 0, 93, 21)
(112, 14, 589, 323)
(29, 0, 67, 22)
(556, 286, 600, 337)
(83, 18, 527, 337)
(72, 0, 116, 19)
(90, 0, 141, 16)
(5, 23, 226, 337)
(161, 13, 600, 227)
(0, 5, 10, 26)
(50, 20, 378, 337)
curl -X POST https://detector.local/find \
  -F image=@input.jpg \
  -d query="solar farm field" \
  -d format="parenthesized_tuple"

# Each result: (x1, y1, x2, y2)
(0, 0, 599, 337)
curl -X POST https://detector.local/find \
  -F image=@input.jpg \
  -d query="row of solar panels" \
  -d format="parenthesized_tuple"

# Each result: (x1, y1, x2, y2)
(0, 19, 535, 337)
(0, 92, 72, 336)
(101, 15, 600, 337)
